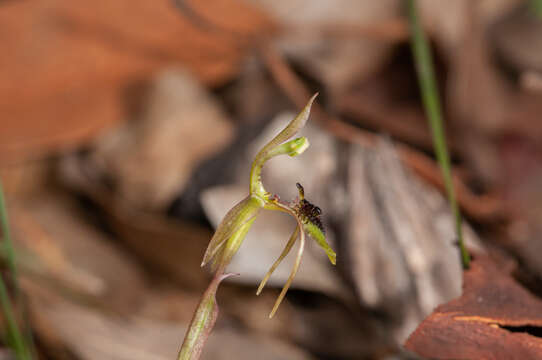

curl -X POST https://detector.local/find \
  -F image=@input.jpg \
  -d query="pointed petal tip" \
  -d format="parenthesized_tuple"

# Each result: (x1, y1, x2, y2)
(219, 272, 239, 282)
(329, 252, 337, 265)
(307, 93, 318, 108)
(256, 278, 267, 295)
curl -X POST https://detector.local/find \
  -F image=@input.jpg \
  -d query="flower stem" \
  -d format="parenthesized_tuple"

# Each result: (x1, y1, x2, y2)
(177, 266, 231, 360)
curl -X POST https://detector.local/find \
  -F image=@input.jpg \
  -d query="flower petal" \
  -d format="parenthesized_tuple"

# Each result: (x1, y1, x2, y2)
(304, 222, 336, 265)
(201, 195, 262, 267)
(256, 226, 299, 295)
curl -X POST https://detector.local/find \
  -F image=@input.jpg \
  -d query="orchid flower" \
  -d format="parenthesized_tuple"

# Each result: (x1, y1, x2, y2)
(178, 94, 336, 360)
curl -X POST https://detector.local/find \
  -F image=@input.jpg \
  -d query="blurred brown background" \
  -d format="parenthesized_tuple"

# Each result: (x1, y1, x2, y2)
(1, 0, 542, 359)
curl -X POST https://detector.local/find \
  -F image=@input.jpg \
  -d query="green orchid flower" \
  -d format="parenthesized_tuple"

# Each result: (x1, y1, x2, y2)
(178, 94, 336, 360)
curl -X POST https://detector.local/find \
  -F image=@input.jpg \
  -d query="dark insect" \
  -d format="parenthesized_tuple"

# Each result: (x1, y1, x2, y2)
(294, 183, 325, 234)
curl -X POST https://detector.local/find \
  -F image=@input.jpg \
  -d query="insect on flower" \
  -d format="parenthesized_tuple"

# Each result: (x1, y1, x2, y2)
(256, 182, 336, 318)
(293, 182, 325, 235)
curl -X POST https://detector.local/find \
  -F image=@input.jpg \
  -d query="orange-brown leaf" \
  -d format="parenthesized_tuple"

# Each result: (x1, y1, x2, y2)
(405, 255, 542, 359)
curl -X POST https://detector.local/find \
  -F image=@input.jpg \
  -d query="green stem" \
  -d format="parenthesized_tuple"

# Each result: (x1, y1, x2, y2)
(407, 0, 470, 269)
(0, 182, 19, 291)
(0, 279, 30, 359)
(531, 0, 542, 18)
(0, 181, 31, 359)
(250, 137, 309, 198)
(177, 267, 230, 360)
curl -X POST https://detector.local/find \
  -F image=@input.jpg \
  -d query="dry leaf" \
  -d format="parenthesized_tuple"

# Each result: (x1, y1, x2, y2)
(0, 0, 274, 164)
(405, 255, 542, 359)
(11, 193, 147, 312)
(344, 140, 484, 343)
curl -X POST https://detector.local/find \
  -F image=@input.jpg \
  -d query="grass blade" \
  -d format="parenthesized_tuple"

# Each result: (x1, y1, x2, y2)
(0, 180, 33, 359)
(407, 0, 471, 269)
(0, 182, 19, 290)
(531, 0, 542, 18)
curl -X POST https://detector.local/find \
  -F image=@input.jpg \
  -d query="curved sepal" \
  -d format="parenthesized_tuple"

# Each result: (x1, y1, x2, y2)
(201, 195, 262, 268)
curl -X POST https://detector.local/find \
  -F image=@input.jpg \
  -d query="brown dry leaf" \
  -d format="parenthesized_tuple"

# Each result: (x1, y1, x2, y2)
(418, 0, 521, 55)
(492, 4, 542, 74)
(405, 255, 542, 359)
(446, 2, 511, 186)
(499, 131, 542, 279)
(335, 48, 434, 151)
(10, 193, 148, 313)
(0, 0, 274, 164)
(104, 203, 212, 290)
(252, 0, 403, 93)
(0, 351, 14, 360)
(61, 154, 212, 289)
(27, 283, 314, 360)
(446, 2, 542, 281)
(345, 140, 484, 343)
(85, 68, 235, 210)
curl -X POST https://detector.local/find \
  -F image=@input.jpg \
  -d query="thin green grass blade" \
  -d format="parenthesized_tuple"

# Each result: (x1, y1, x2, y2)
(0, 180, 32, 359)
(531, 0, 542, 18)
(407, 0, 470, 269)
(0, 182, 19, 290)
(0, 279, 30, 359)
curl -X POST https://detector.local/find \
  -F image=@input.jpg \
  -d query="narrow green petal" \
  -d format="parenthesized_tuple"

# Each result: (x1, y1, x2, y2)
(257, 94, 317, 157)
(304, 222, 336, 265)
(249, 94, 317, 197)
(256, 226, 299, 295)
(269, 224, 305, 318)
